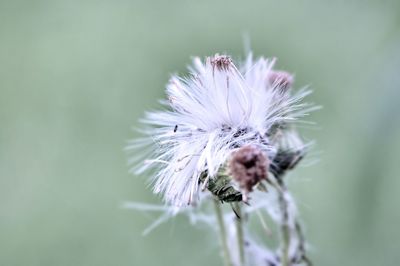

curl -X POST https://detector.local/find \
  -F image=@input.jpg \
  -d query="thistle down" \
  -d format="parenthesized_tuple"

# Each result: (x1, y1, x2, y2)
(128, 53, 314, 207)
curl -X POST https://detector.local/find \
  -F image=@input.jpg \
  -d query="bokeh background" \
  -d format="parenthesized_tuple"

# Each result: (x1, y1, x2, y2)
(1, 1, 400, 265)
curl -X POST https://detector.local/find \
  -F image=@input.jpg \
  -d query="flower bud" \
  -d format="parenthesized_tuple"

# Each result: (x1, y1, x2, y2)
(268, 70, 294, 90)
(270, 130, 306, 178)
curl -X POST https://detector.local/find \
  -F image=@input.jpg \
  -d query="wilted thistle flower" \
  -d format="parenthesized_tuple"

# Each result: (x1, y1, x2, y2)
(228, 145, 268, 202)
(128, 53, 314, 207)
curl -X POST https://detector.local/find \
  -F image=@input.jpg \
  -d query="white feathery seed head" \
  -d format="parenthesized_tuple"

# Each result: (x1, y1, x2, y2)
(127, 53, 314, 207)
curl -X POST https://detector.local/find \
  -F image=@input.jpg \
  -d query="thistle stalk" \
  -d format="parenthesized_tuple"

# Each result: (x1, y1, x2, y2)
(213, 198, 233, 266)
(234, 202, 245, 266)
(276, 179, 290, 266)
(295, 221, 313, 266)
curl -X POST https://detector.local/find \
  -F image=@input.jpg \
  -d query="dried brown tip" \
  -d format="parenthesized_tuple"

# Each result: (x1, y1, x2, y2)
(211, 55, 232, 71)
(268, 71, 294, 90)
(228, 145, 269, 199)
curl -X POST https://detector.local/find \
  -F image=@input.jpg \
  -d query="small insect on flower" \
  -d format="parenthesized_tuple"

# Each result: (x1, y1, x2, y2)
(128, 53, 314, 207)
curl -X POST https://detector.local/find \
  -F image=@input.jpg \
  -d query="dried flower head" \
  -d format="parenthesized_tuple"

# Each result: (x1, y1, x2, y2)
(128, 53, 314, 206)
(228, 145, 268, 200)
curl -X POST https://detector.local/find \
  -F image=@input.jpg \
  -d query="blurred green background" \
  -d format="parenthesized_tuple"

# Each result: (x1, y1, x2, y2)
(1, 0, 400, 265)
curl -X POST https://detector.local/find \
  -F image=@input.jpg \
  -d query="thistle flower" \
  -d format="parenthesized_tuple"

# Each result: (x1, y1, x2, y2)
(128, 53, 314, 207)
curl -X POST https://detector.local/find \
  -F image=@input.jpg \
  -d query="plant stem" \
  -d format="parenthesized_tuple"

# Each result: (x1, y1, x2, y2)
(277, 181, 290, 266)
(295, 221, 313, 266)
(234, 202, 245, 266)
(213, 198, 233, 266)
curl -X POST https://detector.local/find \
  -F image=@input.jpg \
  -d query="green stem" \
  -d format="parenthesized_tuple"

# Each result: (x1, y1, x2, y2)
(213, 199, 233, 266)
(281, 222, 290, 266)
(295, 221, 313, 266)
(277, 183, 290, 266)
(234, 202, 245, 266)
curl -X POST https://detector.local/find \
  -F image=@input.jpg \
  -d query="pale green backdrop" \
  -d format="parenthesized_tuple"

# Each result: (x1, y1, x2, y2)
(1, 1, 400, 265)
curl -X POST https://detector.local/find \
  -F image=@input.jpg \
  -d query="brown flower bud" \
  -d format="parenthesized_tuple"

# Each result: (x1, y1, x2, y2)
(228, 145, 269, 200)
(268, 70, 294, 90)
